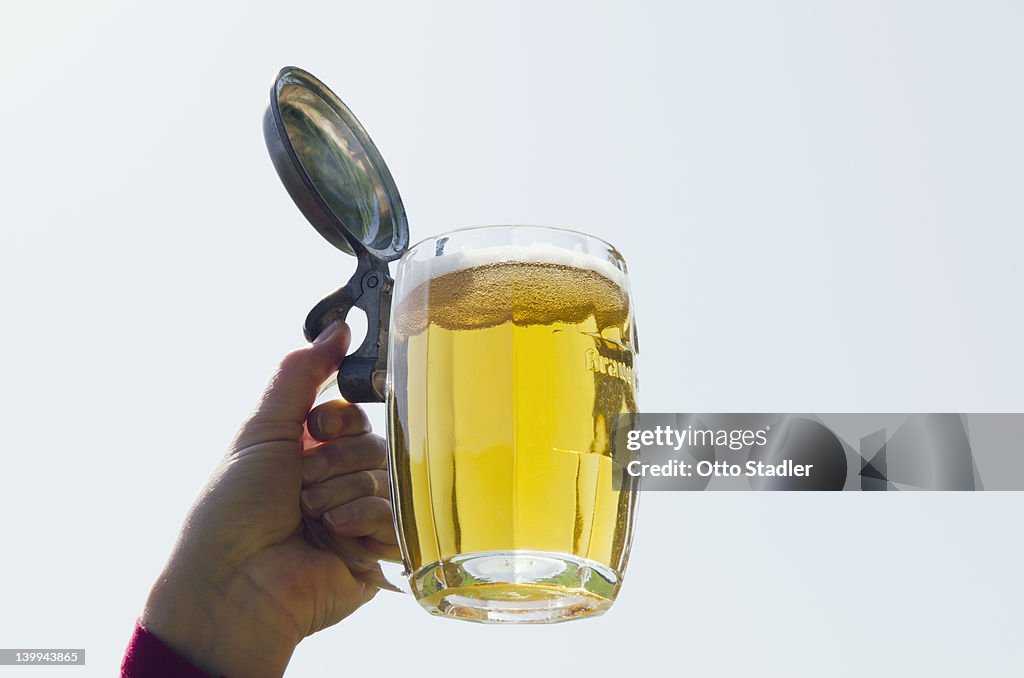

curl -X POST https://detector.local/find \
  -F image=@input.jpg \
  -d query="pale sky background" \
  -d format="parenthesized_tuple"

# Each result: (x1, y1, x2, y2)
(1, 1, 1022, 675)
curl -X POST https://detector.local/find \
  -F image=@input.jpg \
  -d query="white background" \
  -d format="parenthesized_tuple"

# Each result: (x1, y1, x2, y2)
(1, 1, 1022, 675)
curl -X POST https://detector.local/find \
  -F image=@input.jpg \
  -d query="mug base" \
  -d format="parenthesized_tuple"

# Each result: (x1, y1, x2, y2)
(409, 551, 620, 624)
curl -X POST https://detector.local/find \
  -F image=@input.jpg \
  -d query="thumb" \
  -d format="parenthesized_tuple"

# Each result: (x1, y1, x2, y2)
(238, 321, 351, 446)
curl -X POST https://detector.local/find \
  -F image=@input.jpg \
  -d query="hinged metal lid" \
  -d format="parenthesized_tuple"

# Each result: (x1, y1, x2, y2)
(263, 66, 408, 261)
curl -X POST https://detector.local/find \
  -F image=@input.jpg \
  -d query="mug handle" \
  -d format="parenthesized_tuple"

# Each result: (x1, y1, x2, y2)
(304, 255, 394, 403)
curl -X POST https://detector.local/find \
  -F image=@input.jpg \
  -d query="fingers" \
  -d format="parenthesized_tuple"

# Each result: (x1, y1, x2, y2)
(323, 496, 398, 545)
(302, 521, 391, 574)
(301, 433, 386, 484)
(301, 469, 389, 515)
(301, 431, 400, 559)
(362, 536, 403, 562)
(237, 321, 351, 445)
(309, 500, 402, 561)
(307, 400, 371, 442)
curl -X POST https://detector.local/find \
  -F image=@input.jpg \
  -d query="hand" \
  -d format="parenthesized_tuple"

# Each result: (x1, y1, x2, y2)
(142, 322, 398, 677)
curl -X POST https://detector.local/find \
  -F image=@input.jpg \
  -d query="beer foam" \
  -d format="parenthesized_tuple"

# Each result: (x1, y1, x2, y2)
(396, 242, 627, 301)
(394, 258, 631, 334)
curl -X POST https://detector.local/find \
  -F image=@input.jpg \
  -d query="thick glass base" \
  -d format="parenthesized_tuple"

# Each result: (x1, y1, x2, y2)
(409, 551, 620, 624)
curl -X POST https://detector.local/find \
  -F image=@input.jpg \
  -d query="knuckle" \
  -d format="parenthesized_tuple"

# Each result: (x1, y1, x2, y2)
(279, 347, 313, 371)
(321, 434, 387, 474)
(346, 446, 366, 473)
(354, 469, 378, 496)
(366, 434, 387, 466)
(368, 496, 391, 517)
(374, 499, 394, 523)
(371, 470, 390, 496)
(329, 442, 360, 470)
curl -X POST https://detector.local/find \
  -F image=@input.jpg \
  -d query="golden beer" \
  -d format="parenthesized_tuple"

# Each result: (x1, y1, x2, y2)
(387, 229, 639, 623)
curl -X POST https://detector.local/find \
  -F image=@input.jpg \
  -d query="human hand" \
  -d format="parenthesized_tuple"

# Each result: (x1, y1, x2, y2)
(299, 385, 402, 581)
(142, 322, 398, 677)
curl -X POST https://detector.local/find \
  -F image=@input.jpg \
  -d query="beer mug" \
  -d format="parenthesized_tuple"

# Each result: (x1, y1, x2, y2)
(264, 67, 639, 623)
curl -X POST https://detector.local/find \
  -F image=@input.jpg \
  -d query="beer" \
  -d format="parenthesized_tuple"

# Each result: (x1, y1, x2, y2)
(387, 243, 639, 622)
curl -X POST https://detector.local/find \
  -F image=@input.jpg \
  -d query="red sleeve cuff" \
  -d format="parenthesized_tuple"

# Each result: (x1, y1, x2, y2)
(121, 619, 218, 678)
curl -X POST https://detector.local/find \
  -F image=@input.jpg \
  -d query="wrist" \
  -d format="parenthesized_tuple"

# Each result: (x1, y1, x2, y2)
(143, 567, 300, 678)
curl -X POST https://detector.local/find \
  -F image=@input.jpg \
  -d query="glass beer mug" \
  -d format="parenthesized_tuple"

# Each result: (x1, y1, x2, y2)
(264, 67, 639, 623)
